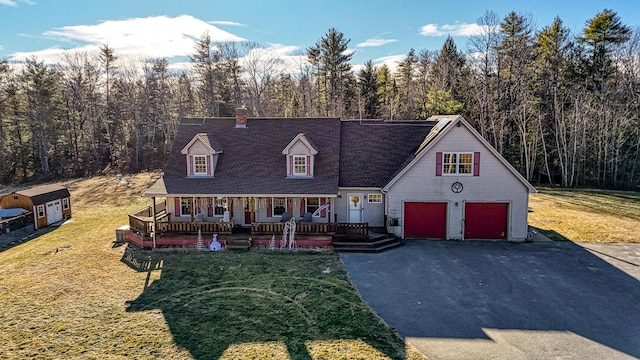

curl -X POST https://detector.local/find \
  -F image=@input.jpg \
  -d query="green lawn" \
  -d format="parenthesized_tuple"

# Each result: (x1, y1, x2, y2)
(528, 187, 640, 243)
(0, 173, 423, 360)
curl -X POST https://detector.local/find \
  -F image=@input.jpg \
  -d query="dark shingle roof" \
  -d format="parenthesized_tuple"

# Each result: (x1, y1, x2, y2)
(338, 120, 436, 187)
(15, 184, 71, 205)
(148, 117, 341, 196)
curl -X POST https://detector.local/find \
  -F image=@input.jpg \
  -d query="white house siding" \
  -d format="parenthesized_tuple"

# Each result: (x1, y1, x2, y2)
(188, 140, 209, 154)
(386, 125, 531, 241)
(335, 188, 385, 227)
(288, 141, 313, 155)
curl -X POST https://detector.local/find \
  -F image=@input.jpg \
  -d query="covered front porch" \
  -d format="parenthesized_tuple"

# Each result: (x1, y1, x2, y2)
(127, 198, 370, 250)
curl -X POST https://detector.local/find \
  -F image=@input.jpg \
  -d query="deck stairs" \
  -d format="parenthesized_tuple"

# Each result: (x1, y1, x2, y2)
(332, 232, 403, 253)
(225, 239, 252, 251)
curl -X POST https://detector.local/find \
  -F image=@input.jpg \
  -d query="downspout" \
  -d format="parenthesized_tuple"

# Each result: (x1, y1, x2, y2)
(381, 189, 389, 235)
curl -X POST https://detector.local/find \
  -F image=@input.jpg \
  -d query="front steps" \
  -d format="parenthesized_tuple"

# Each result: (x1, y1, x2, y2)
(225, 239, 252, 251)
(332, 234, 402, 253)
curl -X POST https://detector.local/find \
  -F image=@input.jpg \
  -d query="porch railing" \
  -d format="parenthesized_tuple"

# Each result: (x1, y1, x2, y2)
(335, 222, 369, 237)
(131, 200, 167, 218)
(129, 214, 153, 236)
(156, 221, 233, 235)
(251, 222, 367, 237)
(128, 202, 369, 238)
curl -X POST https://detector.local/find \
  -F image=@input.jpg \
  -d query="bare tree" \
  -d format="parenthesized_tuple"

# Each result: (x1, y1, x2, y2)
(243, 42, 285, 116)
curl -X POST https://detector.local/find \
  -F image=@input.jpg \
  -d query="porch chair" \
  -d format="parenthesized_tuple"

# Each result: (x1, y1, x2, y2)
(280, 212, 290, 222)
(194, 212, 205, 222)
(302, 212, 313, 222)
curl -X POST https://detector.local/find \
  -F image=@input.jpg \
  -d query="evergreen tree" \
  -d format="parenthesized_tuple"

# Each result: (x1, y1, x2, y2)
(579, 9, 631, 93)
(395, 48, 417, 119)
(377, 64, 398, 120)
(357, 60, 380, 119)
(190, 31, 219, 116)
(307, 28, 353, 117)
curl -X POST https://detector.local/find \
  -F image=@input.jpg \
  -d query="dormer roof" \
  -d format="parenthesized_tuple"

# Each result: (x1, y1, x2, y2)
(180, 133, 222, 155)
(146, 117, 341, 197)
(281, 133, 319, 155)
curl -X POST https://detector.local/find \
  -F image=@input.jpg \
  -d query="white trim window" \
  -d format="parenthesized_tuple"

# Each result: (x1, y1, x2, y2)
(306, 197, 320, 216)
(293, 155, 307, 176)
(180, 198, 193, 217)
(37, 205, 45, 218)
(443, 152, 473, 175)
(194, 155, 207, 176)
(62, 198, 70, 210)
(368, 194, 382, 203)
(214, 197, 227, 216)
(272, 197, 286, 217)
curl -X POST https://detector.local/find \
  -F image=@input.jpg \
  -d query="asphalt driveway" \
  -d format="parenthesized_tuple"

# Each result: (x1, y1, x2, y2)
(340, 240, 640, 360)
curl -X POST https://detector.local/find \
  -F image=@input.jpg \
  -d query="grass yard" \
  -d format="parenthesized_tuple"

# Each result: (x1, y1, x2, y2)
(528, 187, 640, 243)
(0, 173, 423, 360)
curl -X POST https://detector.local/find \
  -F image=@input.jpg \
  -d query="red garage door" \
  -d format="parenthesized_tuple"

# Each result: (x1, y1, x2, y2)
(465, 202, 508, 239)
(404, 202, 447, 239)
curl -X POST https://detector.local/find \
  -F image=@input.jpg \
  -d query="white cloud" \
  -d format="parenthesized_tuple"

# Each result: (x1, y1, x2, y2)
(357, 37, 398, 48)
(419, 24, 442, 36)
(374, 54, 405, 73)
(350, 55, 405, 74)
(0, 0, 34, 6)
(240, 43, 307, 75)
(343, 48, 355, 57)
(10, 15, 246, 63)
(208, 20, 246, 27)
(419, 22, 487, 37)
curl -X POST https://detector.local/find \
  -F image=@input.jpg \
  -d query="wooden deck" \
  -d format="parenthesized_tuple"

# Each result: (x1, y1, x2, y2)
(127, 203, 370, 249)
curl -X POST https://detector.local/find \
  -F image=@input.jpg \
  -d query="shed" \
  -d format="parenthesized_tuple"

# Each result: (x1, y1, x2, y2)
(0, 184, 72, 229)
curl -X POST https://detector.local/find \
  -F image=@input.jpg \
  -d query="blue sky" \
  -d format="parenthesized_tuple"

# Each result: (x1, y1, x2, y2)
(2, 0, 640, 71)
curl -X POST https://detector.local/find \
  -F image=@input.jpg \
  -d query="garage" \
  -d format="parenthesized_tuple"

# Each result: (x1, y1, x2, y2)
(404, 202, 447, 239)
(464, 202, 508, 239)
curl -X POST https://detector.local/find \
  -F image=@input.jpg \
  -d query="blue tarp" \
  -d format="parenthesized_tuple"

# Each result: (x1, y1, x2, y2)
(0, 208, 28, 218)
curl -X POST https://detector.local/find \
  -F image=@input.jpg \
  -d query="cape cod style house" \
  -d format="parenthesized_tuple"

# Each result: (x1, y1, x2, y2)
(128, 109, 535, 249)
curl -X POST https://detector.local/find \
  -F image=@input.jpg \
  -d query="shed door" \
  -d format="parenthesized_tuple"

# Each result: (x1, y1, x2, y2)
(403, 202, 447, 239)
(46, 200, 63, 225)
(464, 202, 508, 239)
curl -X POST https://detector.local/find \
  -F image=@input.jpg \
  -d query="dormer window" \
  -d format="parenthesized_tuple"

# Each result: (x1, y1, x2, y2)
(293, 156, 307, 176)
(282, 133, 318, 178)
(181, 133, 222, 178)
(194, 155, 207, 175)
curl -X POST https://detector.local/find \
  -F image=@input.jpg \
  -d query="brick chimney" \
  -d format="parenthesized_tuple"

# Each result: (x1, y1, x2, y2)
(235, 108, 247, 128)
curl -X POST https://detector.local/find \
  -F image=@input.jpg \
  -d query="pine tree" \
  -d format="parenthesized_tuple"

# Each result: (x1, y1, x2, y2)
(357, 60, 380, 119)
(307, 28, 353, 117)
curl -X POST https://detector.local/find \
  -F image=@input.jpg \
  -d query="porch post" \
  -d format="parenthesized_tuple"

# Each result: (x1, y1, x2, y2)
(191, 196, 195, 222)
(151, 197, 157, 249)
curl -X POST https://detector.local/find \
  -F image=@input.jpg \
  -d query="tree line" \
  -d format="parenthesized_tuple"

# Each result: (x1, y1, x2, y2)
(0, 9, 638, 189)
